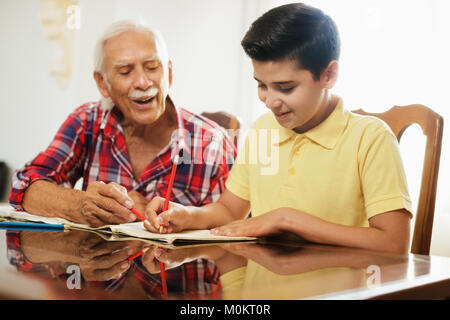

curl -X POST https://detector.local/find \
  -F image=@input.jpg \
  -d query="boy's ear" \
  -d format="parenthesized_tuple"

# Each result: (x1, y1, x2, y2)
(321, 60, 339, 89)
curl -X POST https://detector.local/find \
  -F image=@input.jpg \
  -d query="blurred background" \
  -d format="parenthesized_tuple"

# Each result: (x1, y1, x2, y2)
(0, 0, 449, 257)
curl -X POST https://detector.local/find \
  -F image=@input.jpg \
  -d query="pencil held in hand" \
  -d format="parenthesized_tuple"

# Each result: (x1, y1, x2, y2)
(159, 154, 179, 234)
(130, 208, 152, 229)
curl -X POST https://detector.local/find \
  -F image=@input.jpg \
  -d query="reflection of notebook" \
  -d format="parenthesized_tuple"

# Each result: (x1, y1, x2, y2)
(0, 205, 256, 245)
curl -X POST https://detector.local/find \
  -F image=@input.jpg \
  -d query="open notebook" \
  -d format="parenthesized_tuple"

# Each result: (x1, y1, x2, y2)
(0, 205, 256, 245)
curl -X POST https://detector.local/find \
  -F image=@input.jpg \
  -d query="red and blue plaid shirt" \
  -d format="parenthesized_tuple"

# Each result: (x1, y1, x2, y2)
(9, 100, 236, 208)
(7, 99, 236, 298)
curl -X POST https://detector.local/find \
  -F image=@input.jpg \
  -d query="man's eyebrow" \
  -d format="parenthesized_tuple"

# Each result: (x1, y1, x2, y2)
(113, 54, 160, 68)
(253, 76, 295, 85)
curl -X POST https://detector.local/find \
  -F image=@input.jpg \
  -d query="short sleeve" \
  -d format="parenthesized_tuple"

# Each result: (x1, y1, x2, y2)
(359, 125, 413, 219)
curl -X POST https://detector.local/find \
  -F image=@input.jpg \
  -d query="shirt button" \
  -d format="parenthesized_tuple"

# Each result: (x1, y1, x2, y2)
(288, 168, 295, 175)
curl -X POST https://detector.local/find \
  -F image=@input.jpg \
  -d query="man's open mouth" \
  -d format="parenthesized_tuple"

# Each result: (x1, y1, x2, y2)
(133, 96, 155, 105)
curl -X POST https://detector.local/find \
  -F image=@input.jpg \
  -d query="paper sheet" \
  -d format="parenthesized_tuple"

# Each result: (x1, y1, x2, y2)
(0, 204, 256, 244)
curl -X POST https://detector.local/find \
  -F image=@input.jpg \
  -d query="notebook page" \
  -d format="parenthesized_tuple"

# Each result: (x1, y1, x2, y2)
(110, 222, 256, 244)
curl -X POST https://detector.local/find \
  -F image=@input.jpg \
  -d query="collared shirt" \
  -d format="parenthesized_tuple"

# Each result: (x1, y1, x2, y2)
(7, 100, 235, 296)
(9, 100, 236, 209)
(226, 96, 412, 227)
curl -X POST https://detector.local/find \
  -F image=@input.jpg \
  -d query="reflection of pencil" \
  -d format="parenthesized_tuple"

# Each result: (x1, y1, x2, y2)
(127, 247, 150, 261)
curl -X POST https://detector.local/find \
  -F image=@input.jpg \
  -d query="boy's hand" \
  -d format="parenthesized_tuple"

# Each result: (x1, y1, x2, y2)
(143, 196, 193, 233)
(211, 209, 284, 237)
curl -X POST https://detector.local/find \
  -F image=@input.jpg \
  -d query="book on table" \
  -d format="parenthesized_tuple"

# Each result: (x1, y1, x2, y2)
(0, 204, 256, 245)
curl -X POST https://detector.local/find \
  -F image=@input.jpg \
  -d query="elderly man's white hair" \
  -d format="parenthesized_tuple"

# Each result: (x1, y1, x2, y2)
(93, 20, 170, 110)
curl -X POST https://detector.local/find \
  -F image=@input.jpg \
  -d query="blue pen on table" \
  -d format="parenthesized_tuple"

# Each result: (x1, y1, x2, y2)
(0, 220, 67, 232)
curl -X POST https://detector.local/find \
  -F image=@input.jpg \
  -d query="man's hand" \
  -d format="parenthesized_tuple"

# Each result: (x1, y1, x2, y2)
(128, 190, 148, 217)
(80, 181, 137, 227)
(143, 196, 193, 233)
(77, 235, 144, 281)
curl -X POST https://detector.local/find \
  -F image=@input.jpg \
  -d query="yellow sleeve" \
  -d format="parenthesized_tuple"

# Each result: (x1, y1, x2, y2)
(359, 125, 413, 219)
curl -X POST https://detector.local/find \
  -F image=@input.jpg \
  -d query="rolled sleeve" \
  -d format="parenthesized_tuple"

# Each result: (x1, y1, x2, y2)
(9, 106, 89, 210)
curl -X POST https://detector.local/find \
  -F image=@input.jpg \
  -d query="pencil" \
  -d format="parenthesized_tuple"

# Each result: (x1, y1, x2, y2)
(161, 154, 179, 233)
(129, 206, 167, 297)
(130, 208, 152, 230)
(127, 247, 150, 261)
(0, 221, 67, 232)
(157, 154, 179, 299)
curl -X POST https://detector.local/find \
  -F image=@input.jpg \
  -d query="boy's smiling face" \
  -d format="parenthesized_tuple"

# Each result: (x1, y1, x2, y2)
(253, 58, 338, 133)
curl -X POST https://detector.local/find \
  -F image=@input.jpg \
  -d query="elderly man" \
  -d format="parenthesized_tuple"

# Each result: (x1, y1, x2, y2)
(9, 21, 236, 227)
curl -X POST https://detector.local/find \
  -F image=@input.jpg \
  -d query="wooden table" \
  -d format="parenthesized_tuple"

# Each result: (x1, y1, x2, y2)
(0, 229, 449, 300)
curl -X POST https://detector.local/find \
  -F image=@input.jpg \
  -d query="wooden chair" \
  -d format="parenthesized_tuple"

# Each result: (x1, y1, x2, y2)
(0, 161, 11, 202)
(201, 111, 241, 147)
(353, 105, 444, 255)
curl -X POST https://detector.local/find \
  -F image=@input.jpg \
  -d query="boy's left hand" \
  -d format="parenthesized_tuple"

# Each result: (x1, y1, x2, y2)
(210, 209, 284, 237)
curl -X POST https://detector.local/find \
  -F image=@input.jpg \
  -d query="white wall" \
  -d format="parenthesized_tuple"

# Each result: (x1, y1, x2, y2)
(0, 0, 448, 257)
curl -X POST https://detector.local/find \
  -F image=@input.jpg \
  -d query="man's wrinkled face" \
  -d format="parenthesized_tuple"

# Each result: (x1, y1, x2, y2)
(97, 30, 172, 125)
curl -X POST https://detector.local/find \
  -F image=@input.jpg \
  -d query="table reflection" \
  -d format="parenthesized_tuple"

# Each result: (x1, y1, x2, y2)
(6, 230, 221, 299)
(2, 230, 440, 300)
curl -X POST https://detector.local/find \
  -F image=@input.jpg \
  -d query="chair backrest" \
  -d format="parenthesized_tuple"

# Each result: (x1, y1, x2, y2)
(353, 105, 444, 255)
(0, 161, 11, 202)
(201, 111, 241, 147)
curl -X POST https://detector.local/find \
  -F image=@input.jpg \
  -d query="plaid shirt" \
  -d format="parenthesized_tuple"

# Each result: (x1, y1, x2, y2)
(9, 100, 236, 208)
(6, 230, 222, 299)
(7, 100, 235, 299)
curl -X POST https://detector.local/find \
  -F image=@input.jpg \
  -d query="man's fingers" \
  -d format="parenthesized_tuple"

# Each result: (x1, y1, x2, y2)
(90, 202, 132, 225)
(79, 240, 127, 260)
(98, 182, 134, 210)
(92, 194, 135, 223)
(88, 260, 130, 281)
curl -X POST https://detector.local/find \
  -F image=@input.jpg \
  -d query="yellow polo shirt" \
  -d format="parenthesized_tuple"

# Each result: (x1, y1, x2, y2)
(226, 96, 412, 227)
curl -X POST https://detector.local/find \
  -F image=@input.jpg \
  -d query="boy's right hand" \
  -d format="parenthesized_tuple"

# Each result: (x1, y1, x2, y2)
(143, 196, 193, 233)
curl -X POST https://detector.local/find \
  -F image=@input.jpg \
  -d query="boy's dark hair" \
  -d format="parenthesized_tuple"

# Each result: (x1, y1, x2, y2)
(241, 3, 340, 81)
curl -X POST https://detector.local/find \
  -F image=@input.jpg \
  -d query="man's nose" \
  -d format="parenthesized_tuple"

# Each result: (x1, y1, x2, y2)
(133, 69, 152, 90)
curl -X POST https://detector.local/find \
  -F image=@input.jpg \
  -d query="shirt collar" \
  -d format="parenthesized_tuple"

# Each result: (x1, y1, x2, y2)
(272, 96, 349, 150)
(100, 95, 190, 156)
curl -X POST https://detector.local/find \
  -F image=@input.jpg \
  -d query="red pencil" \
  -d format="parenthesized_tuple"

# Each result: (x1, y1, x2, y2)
(127, 247, 150, 261)
(129, 206, 168, 298)
(157, 154, 179, 299)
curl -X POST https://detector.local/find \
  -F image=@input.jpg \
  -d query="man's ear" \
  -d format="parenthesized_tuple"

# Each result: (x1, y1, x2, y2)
(93, 71, 110, 98)
(321, 60, 339, 89)
(168, 60, 173, 87)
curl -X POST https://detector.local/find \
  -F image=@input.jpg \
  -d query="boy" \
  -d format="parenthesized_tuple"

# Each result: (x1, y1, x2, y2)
(144, 3, 412, 254)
